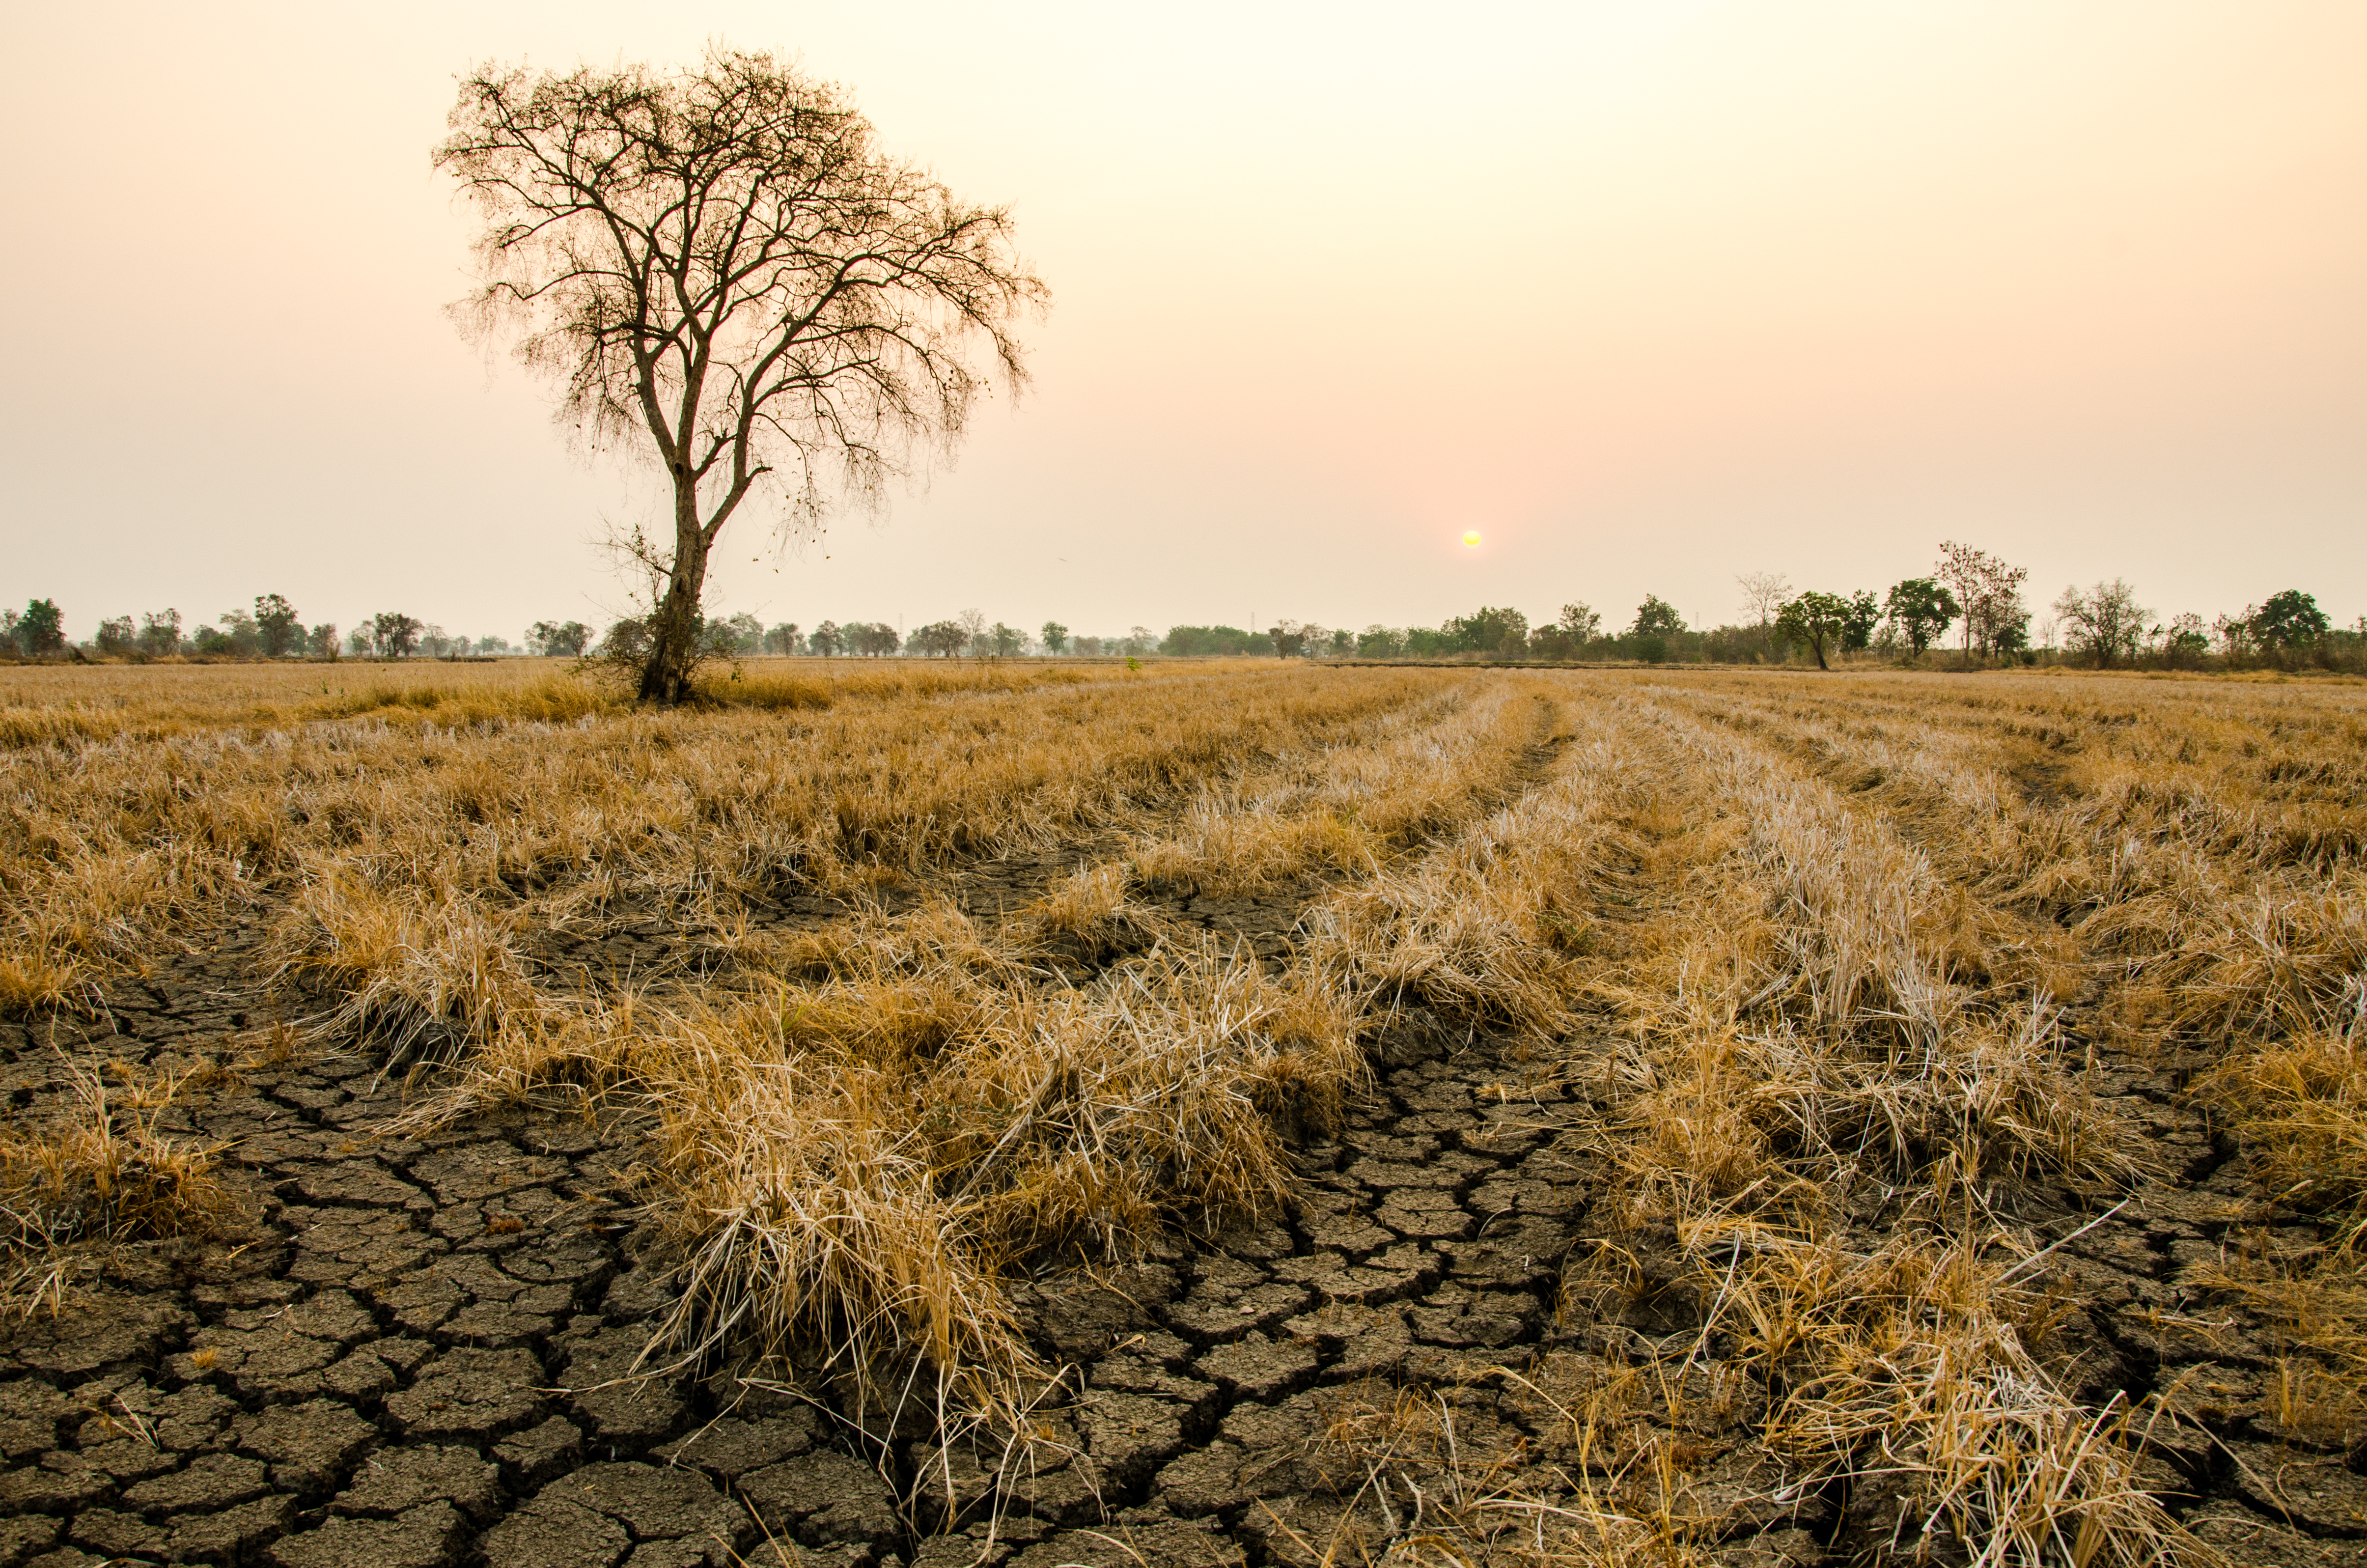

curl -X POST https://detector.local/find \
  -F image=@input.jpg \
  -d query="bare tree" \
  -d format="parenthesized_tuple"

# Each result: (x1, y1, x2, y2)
(956, 608, 987, 657)
(2053, 580, 2150, 668)
(1735, 571, 1789, 628)
(438, 49, 1046, 703)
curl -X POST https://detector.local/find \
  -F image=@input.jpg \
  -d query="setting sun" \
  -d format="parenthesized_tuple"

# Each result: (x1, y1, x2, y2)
(1461, 530, 1482, 548)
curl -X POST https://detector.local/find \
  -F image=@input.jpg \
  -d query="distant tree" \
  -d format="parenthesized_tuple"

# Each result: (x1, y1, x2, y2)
(367, 612, 420, 659)
(1073, 635, 1104, 657)
(438, 49, 1045, 704)
(1269, 621, 1309, 659)
(762, 621, 803, 655)
(2160, 612, 2209, 668)
(988, 622, 1023, 658)
(139, 609, 182, 657)
(1327, 627, 1355, 657)
(1161, 625, 1268, 656)
(1038, 621, 1069, 656)
(596, 618, 649, 660)
(1838, 590, 1881, 653)
(1935, 542, 2028, 667)
(1405, 627, 1453, 658)
(17, 599, 65, 655)
(95, 616, 136, 656)
(2249, 589, 2330, 651)
(1446, 607, 1527, 655)
(1884, 578, 1958, 657)
(712, 612, 760, 654)
(253, 594, 302, 657)
(2053, 580, 2150, 668)
(851, 621, 902, 656)
(419, 625, 456, 659)
(348, 627, 373, 656)
(1632, 595, 1684, 636)
(954, 608, 988, 657)
(1124, 626, 1157, 656)
(1735, 572, 1790, 628)
(911, 619, 965, 657)
(307, 623, 340, 659)
(215, 610, 262, 657)
(809, 620, 844, 657)
(529, 620, 592, 657)
(1558, 603, 1602, 642)
(1357, 625, 1405, 659)
(1528, 625, 1574, 661)
(1775, 591, 1853, 670)
(191, 624, 234, 656)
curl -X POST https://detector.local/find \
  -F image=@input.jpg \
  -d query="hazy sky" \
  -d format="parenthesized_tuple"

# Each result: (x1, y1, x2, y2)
(4, 2, 2362, 644)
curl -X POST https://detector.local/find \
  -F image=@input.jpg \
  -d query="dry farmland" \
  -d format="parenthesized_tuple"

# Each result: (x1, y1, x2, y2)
(2, 658, 2364, 1568)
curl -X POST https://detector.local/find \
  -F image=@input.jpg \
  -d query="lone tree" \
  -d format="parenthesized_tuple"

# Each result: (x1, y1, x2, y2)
(1774, 590, 1852, 670)
(2248, 589, 2329, 651)
(1735, 571, 1789, 628)
(255, 594, 303, 658)
(1884, 578, 1957, 657)
(438, 49, 1046, 703)
(1632, 595, 1684, 636)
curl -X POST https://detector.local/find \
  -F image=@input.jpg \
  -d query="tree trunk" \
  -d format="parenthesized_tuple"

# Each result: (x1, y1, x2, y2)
(639, 476, 710, 704)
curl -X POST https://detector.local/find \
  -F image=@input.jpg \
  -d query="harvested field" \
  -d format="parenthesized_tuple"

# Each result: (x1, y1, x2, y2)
(2, 660, 2363, 1567)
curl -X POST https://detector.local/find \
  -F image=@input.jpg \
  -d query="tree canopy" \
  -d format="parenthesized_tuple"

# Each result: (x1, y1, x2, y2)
(1775, 591, 1853, 670)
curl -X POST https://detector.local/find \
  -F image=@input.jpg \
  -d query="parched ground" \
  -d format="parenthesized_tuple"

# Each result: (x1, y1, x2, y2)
(5, 669, 2365, 1568)
(3, 935, 2361, 1568)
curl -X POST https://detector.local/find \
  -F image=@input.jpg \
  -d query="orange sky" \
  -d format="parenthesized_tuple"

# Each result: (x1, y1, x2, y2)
(3, 2, 2361, 643)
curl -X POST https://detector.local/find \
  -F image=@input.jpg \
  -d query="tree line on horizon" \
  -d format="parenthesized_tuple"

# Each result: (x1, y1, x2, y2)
(7, 541, 2358, 673)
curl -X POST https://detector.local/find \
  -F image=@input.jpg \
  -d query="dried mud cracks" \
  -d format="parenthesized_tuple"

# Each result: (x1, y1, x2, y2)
(4, 943, 2364, 1567)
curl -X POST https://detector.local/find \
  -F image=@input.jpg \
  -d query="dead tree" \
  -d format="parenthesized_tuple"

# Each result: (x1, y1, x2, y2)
(438, 49, 1045, 702)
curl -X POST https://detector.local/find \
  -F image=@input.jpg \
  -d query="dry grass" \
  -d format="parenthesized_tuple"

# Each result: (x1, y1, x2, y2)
(11, 659, 2363, 1559)
(613, 900, 1364, 1443)
(0, 1057, 232, 1316)
(1544, 680, 2215, 1565)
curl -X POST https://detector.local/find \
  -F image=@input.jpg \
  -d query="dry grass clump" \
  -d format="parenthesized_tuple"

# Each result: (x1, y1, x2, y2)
(269, 874, 551, 1069)
(0, 949, 81, 1016)
(2198, 984, 2367, 1230)
(1743, 1230, 2209, 1568)
(2186, 981, 2367, 1434)
(629, 901, 1363, 1434)
(1, 1059, 232, 1316)
(1303, 706, 1618, 1036)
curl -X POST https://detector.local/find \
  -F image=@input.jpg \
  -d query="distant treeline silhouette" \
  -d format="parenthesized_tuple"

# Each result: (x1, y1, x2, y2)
(9, 544, 2360, 672)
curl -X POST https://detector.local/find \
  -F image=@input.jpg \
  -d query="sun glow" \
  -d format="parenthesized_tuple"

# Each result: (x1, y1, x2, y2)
(1461, 530, 1482, 548)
